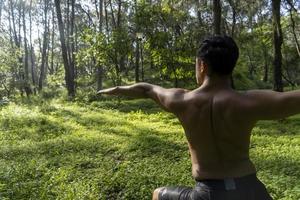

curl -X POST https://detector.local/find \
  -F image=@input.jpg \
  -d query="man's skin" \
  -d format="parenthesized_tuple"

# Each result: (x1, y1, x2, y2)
(98, 58, 300, 200)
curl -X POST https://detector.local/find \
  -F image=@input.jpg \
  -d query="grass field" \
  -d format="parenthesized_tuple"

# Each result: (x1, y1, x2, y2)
(0, 98, 299, 200)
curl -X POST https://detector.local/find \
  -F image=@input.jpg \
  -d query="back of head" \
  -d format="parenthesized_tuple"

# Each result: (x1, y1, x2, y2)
(197, 35, 239, 76)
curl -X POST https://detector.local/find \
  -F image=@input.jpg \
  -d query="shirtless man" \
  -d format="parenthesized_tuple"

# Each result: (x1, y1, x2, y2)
(97, 35, 298, 199)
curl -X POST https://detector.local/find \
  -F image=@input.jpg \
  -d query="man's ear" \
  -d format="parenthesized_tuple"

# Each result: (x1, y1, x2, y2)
(200, 61, 208, 74)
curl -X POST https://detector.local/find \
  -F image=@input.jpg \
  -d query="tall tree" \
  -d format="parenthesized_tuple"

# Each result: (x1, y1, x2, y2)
(22, 1, 32, 96)
(286, 0, 300, 57)
(38, 0, 49, 91)
(227, 0, 237, 37)
(9, 0, 26, 96)
(272, 0, 283, 92)
(69, 0, 76, 87)
(213, 0, 221, 34)
(95, 0, 104, 90)
(29, 0, 37, 92)
(54, 0, 75, 97)
(0, 0, 4, 24)
(50, 5, 55, 75)
(134, 0, 140, 83)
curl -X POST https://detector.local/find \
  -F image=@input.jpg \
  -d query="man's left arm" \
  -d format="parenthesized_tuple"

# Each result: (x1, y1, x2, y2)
(97, 82, 188, 113)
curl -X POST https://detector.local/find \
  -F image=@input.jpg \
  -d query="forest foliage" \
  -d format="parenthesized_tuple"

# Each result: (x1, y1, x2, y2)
(0, 0, 300, 100)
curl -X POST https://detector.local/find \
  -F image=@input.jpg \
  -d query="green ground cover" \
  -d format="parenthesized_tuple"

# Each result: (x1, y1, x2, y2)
(0, 99, 299, 200)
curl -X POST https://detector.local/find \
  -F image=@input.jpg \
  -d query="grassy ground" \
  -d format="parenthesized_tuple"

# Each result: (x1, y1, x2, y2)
(0, 98, 299, 200)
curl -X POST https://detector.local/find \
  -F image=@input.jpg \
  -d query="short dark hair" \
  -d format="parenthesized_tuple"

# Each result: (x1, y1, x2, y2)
(197, 35, 239, 75)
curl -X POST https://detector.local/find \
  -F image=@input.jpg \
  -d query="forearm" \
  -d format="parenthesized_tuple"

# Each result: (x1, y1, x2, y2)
(98, 83, 187, 113)
(113, 82, 153, 98)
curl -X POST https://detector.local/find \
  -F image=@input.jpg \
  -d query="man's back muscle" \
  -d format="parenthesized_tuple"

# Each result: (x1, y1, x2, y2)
(176, 88, 257, 180)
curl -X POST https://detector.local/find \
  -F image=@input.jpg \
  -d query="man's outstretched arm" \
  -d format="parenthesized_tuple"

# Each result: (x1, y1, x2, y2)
(98, 82, 188, 112)
(245, 90, 300, 120)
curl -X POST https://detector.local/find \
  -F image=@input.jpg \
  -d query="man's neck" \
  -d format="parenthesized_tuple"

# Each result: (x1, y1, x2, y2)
(200, 75, 232, 90)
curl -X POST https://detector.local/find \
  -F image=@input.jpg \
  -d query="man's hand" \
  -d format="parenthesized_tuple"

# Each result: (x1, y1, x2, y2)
(97, 87, 119, 95)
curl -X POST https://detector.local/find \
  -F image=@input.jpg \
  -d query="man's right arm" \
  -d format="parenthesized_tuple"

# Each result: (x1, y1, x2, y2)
(98, 83, 188, 113)
(244, 90, 300, 120)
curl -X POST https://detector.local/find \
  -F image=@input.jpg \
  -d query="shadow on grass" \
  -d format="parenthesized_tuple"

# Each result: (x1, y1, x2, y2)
(123, 129, 187, 160)
(1, 102, 186, 164)
(90, 98, 164, 114)
(75, 108, 187, 159)
(38, 103, 83, 119)
(253, 155, 300, 199)
(255, 118, 300, 136)
(255, 156, 300, 178)
(1, 115, 73, 141)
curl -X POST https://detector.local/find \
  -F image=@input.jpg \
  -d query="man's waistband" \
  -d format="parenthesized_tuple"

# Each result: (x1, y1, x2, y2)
(195, 173, 258, 191)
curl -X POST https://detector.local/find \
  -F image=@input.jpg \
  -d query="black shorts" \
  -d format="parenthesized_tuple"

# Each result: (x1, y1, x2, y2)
(158, 174, 273, 200)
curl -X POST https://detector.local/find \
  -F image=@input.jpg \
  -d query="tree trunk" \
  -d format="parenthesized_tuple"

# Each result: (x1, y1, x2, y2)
(272, 0, 283, 92)
(50, 5, 55, 75)
(29, 0, 37, 93)
(134, 0, 139, 83)
(17, 2, 21, 47)
(288, 8, 300, 57)
(96, 0, 103, 91)
(54, 0, 75, 97)
(0, 0, 4, 24)
(109, 0, 116, 29)
(18, 3, 23, 96)
(228, 0, 236, 37)
(213, 0, 221, 35)
(10, 0, 24, 95)
(8, 6, 14, 48)
(262, 45, 269, 82)
(22, 3, 32, 96)
(135, 39, 140, 83)
(39, 0, 49, 91)
(9, 0, 19, 47)
(70, 0, 76, 87)
(104, 0, 110, 38)
(116, 0, 122, 28)
(117, 0, 125, 72)
(196, 0, 202, 26)
(141, 44, 144, 81)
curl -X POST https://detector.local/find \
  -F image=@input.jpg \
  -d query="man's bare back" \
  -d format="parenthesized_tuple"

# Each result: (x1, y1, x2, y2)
(175, 81, 300, 181)
(177, 86, 256, 180)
